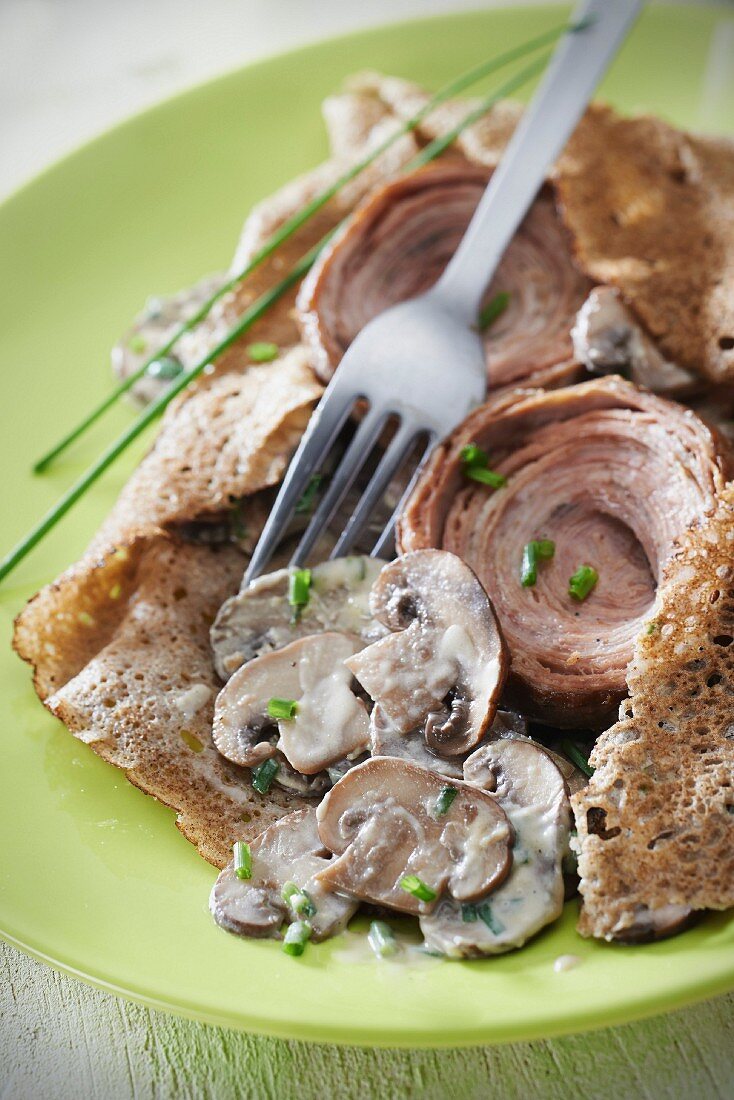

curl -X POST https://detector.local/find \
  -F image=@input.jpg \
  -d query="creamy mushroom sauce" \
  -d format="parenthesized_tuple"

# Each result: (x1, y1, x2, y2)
(209, 551, 579, 959)
(347, 551, 508, 757)
(211, 556, 387, 680)
(210, 809, 357, 940)
(420, 740, 569, 956)
(213, 632, 370, 777)
(371, 708, 529, 781)
(315, 758, 513, 913)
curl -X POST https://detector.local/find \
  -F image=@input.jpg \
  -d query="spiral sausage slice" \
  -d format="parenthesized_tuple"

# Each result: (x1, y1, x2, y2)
(398, 377, 731, 728)
(297, 164, 591, 390)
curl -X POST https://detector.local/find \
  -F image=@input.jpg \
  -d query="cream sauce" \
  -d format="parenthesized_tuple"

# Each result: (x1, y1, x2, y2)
(421, 742, 569, 957)
(172, 683, 212, 720)
(211, 556, 387, 680)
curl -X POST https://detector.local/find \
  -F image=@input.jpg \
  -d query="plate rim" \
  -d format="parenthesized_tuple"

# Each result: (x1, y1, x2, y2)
(1, 1, 733, 1046)
(5, 921, 734, 1048)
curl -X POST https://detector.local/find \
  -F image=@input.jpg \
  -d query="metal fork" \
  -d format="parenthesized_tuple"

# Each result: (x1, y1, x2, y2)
(245, 0, 643, 583)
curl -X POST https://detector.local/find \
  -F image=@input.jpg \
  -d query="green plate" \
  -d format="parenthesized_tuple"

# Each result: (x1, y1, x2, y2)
(1, 3, 733, 1047)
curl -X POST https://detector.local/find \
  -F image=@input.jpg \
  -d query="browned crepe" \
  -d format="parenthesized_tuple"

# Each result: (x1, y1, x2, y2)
(13, 83, 421, 867)
(573, 487, 734, 938)
(13, 75, 734, 926)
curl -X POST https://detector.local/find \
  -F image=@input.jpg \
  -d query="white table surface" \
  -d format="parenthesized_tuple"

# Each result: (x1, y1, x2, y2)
(2, 1, 732, 1097)
(0, 0, 717, 202)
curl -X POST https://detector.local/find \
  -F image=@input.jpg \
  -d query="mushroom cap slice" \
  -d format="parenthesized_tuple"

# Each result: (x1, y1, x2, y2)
(210, 808, 358, 940)
(608, 904, 694, 944)
(420, 739, 569, 957)
(370, 704, 465, 780)
(213, 632, 370, 775)
(211, 556, 387, 680)
(315, 757, 513, 915)
(346, 550, 509, 757)
(571, 286, 696, 396)
(371, 707, 528, 781)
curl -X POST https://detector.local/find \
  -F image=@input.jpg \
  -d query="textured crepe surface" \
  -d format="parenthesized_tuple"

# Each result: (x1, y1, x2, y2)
(12, 75, 734, 922)
(17, 538, 306, 867)
(573, 487, 734, 937)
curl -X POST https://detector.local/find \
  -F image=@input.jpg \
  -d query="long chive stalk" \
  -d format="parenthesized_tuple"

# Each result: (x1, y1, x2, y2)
(0, 244, 321, 584)
(32, 24, 571, 474)
(0, 46, 561, 586)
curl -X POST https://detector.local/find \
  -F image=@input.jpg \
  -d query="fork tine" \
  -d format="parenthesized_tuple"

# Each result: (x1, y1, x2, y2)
(371, 434, 437, 560)
(330, 421, 419, 559)
(290, 406, 391, 568)
(244, 385, 357, 583)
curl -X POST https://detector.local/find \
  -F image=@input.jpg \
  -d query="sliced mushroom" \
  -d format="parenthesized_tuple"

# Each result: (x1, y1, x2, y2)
(315, 757, 513, 915)
(371, 708, 528, 781)
(273, 757, 332, 798)
(420, 739, 569, 957)
(213, 632, 370, 776)
(571, 286, 696, 396)
(545, 747, 589, 796)
(608, 904, 694, 944)
(211, 556, 387, 680)
(210, 808, 358, 940)
(346, 551, 509, 758)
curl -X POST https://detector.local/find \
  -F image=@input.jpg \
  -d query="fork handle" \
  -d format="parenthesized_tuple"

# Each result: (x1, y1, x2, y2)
(431, 0, 644, 322)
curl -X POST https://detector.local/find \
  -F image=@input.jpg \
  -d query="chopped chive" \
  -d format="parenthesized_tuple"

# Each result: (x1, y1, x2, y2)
(521, 539, 555, 587)
(462, 901, 505, 933)
(267, 697, 298, 720)
(434, 786, 458, 817)
(460, 443, 489, 468)
(230, 500, 248, 541)
(465, 466, 507, 489)
(129, 334, 147, 354)
(536, 539, 555, 559)
(288, 568, 312, 608)
(281, 881, 300, 905)
(460, 442, 506, 489)
(247, 341, 279, 363)
(180, 729, 203, 753)
(146, 355, 183, 380)
(568, 564, 598, 601)
(400, 875, 437, 902)
(521, 542, 538, 587)
(478, 291, 511, 332)
(560, 739, 595, 779)
(282, 920, 312, 957)
(282, 881, 316, 918)
(368, 920, 398, 959)
(251, 757, 280, 794)
(476, 902, 505, 935)
(353, 556, 367, 581)
(233, 840, 252, 880)
(646, 620, 658, 635)
(295, 474, 324, 516)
